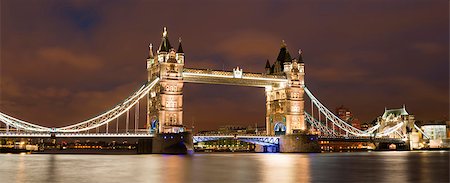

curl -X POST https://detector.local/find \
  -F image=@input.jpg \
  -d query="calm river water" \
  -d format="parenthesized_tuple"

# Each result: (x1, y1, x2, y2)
(0, 151, 448, 183)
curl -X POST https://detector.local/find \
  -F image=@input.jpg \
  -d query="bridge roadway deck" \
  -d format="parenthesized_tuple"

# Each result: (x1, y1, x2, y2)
(0, 132, 154, 138)
(0, 133, 404, 144)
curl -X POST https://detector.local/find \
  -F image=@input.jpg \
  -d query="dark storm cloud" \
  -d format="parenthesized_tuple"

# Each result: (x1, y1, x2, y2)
(0, 0, 448, 130)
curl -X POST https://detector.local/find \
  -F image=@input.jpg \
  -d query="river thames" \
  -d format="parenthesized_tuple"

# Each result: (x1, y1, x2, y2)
(0, 151, 448, 183)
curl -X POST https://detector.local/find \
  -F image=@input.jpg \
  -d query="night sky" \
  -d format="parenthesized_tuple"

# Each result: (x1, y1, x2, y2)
(1, 0, 448, 131)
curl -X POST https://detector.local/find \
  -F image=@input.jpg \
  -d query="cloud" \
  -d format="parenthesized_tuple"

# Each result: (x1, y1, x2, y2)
(412, 42, 447, 55)
(0, 76, 142, 127)
(37, 47, 103, 70)
(0, 0, 447, 130)
(216, 31, 282, 59)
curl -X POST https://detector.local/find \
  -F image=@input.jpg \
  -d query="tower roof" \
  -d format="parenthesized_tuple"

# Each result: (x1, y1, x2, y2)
(177, 37, 184, 53)
(284, 49, 292, 63)
(158, 27, 172, 52)
(276, 40, 287, 62)
(265, 59, 271, 68)
(382, 106, 409, 118)
(276, 40, 292, 63)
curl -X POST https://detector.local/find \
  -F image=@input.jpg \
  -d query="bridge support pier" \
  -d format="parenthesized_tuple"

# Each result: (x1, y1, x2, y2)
(279, 134, 320, 153)
(137, 132, 193, 154)
(374, 141, 409, 151)
(255, 144, 279, 153)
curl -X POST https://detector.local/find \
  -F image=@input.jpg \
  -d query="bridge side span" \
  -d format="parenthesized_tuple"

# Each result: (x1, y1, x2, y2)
(304, 86, 373, 136)
(0, 113, 51, 132)
(56, 78, 160, 132)
(0, 78, 160, 133)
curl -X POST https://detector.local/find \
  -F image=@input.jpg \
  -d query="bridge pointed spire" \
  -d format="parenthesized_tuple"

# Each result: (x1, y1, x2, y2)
(158, 27, 172, 53)
(177, 37, 184, 53)
(298, 49, 304, 63)
(265, 59, 271, 68)
(281, 40, 287, 48)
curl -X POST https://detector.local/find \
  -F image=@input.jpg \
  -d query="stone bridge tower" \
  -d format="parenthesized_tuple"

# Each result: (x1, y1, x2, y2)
(147, 27, 185, 133)
(265, 41, 306, 135)
(377, 106, 416, 138)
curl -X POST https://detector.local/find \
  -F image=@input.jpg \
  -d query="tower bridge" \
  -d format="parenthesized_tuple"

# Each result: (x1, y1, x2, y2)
(0, 27, 429, 153)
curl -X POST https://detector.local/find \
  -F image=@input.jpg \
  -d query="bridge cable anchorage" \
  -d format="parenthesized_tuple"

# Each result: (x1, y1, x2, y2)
(0, 77, 160, 133)
(304, 86, 379, 136)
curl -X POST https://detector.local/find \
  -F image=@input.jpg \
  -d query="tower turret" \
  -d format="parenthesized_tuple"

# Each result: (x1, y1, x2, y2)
(147, 43, 155, 81)
(265, 59, 271, 74)
(297, 49, 305, 86)
(148, 43, 154, 59)
(176, 37, 184, 64)
(298, 49, 304, 63)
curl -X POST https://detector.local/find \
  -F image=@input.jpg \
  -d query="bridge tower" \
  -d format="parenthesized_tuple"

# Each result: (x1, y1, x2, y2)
(147, 27, 185, 133)
(265, 41, 306, 135)
(377, 106, 416, 139)
(377, 106, 418, 149)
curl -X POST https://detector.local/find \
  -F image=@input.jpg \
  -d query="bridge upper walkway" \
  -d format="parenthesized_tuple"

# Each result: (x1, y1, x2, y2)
(183, 68, 287, 87)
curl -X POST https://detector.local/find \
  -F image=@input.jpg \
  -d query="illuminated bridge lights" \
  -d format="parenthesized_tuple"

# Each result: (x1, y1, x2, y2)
(0, 78, 160, 134)
(183, 68, 288, 88)
(0, 74, 426, 140)
(0, 29, 430, 144)
(193, 135, 279, 146)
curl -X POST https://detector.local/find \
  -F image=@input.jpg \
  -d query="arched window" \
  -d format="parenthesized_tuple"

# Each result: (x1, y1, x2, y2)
(274, 122, 286, 135)
(169, 114, 177, 124)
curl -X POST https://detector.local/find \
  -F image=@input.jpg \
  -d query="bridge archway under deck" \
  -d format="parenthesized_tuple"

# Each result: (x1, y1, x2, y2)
(182, 67, 306, 135)
(274, 122, 287, 135)
(182, 68, 288, 88)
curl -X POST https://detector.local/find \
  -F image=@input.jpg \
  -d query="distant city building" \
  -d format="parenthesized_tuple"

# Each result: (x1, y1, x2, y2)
(336, 105, 352, 121)
(421, 125, 447, 140)
(421, 124, 448, 148)
(335, 105, 361, 129)
(414, 120, 449, 148)
(447, 121, 450, 138)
